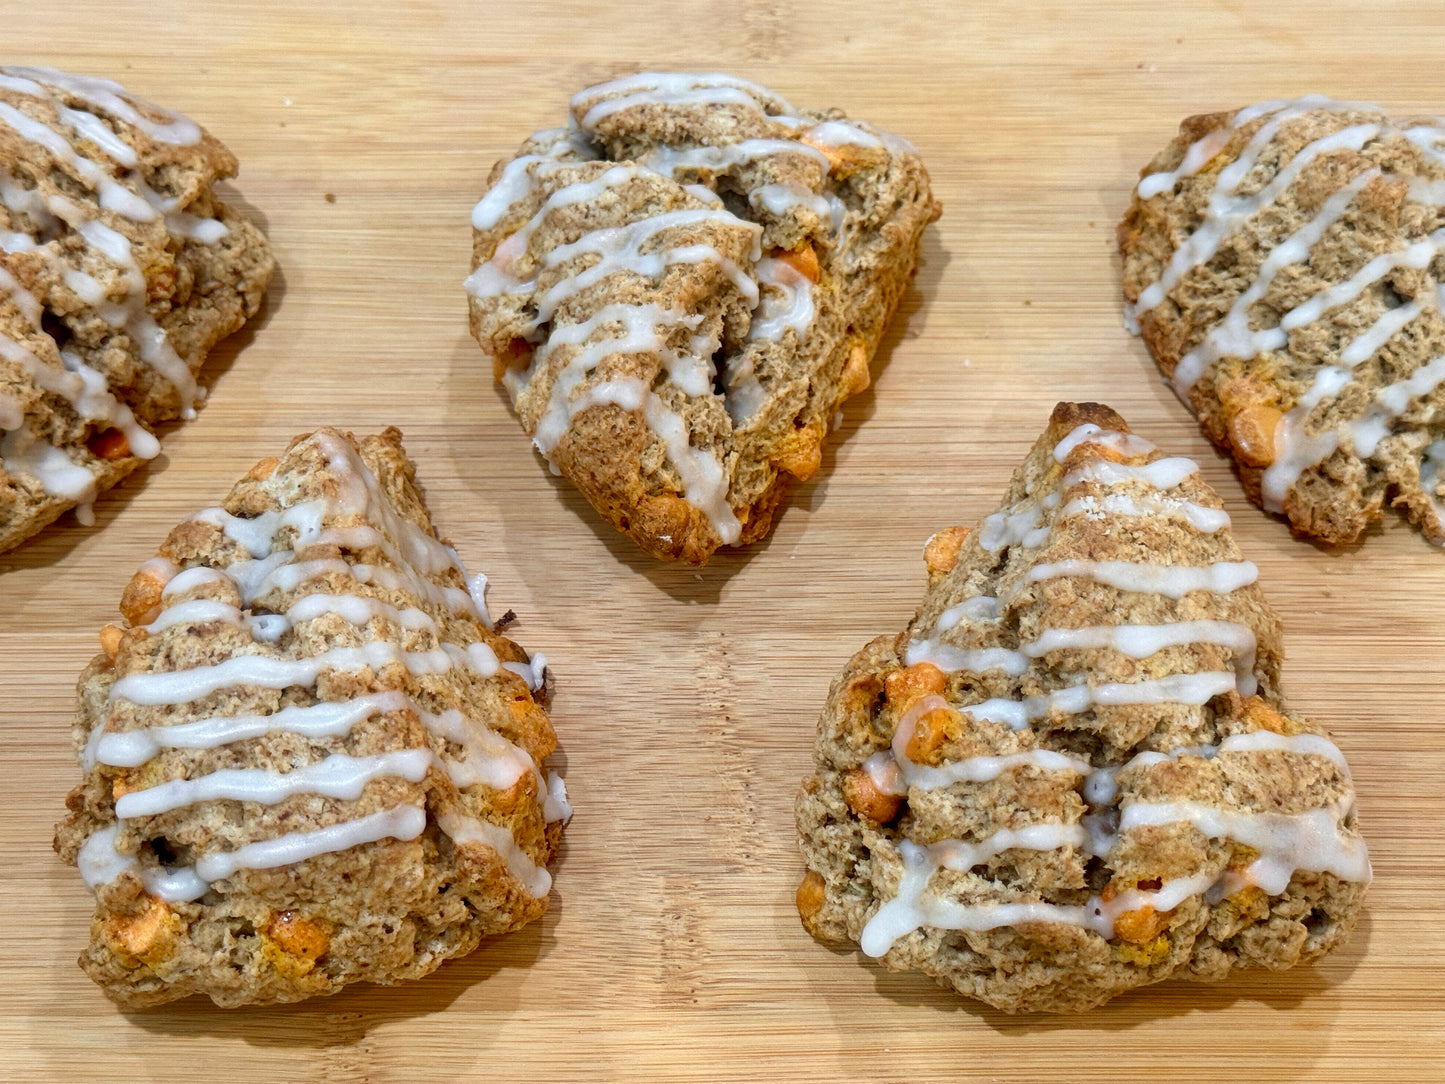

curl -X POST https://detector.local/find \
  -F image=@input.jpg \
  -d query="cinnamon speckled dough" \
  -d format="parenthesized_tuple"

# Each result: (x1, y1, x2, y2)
(795, 403, 1369, 1014)
(1119, 98, 1445, 547)
(468, 72, 940, 564)
(0, 66, 273, 554)
(54, 427, 567, 1008)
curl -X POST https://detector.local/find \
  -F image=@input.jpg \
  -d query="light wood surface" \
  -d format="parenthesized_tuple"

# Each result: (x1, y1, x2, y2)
(3, 2, 1443, 1080)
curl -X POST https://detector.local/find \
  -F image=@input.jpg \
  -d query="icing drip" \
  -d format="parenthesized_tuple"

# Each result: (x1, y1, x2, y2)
(80, 806, 428, 904)
(511, 300, 741, 544)
(1062, 456, 1201, 491)
(890, 695, 1092, 792)
(978, 506, 1049, 553)
(902, 642, 1029, 677)
(1022, 620, 1259, 696)
(1057, 493, 1230, 534)
(1024, 558, 1258, 597)
(572, 72, 800, 131)
(465, 171, 756, 544)
(2, 66, 203, 145)
(860, 841, 1227, 957)
(746, 257, 814, 343)
(114, 749, 436, 818)
(533, 208, 762, 322)
(642, 138, 831, 184)
(526, 303, 703, 453)
(1053, 424, 1157, 462)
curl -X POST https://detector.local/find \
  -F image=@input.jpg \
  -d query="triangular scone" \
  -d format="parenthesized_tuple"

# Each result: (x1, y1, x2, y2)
(0, 66, 274, 553)
(796, 403, 1369, 1014)
(468, 72, 940, 564)
(54, 428, 569, 1008)
(1119, 98, 1445, 546)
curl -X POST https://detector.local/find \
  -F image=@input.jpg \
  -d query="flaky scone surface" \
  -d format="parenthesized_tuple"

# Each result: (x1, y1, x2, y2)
(54, 427, 568, 1008)
(467, 72, 940, 563)
(1120, 97, 1445, 546)
(0, 66, 274, 553)
(795, 402, 1369, 1014)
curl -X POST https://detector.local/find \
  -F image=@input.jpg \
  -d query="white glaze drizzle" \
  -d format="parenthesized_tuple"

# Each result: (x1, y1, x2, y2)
(1168, 168, 1381, 395)
(115, 749, 436, 818)
(0, 67, 226, 511)
(1053, 424, 1158, 462)
(80, 805, 429, 903)
(1024, 558, 1258, 597)
(641, 137, 833, 208)
(1022, 620, 1258, 696)
(95, 691, 411, 767)
(526, 302, 700, 452)
(0, 280, 159, 488)
(860, 787, 1366, 956)
(906, 429, 1259, 732)
(572, 72, 799, 131)
(470, 73, 920, 548)
(856, 419, 1367, 957)
(978, 506, 1049, 553)
(1, 66, 203, 145)
(1062, 455, 1201, 492)
(82, 432, 559, 904)
(889, 696, 1092, 792)
(94, 690, 541, 804)
(1260, 353, 1445, 511)
(1057, 493, 1230, 534)
(902, 642, 1030, 677)
(746, 256, 814, 343)
(1129, 97, 1445, 528)
(1130, 102, 1381, 321)
(466, 169, 755, 544)
(859, 841, 1224, 956)
(437, 811, 553, 898)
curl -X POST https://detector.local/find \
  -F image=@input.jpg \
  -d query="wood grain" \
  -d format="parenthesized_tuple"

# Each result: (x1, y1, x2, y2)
(2, 1, 1443, 1080)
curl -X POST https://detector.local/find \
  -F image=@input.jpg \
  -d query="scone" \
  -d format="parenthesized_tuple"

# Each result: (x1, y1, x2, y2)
(795, 402, 1369, 1014)
(53, 427, 569, 1007)
(467, 72, 940, 563)
(0, 65, 274, 553)
(1119, 96, 1445, 546)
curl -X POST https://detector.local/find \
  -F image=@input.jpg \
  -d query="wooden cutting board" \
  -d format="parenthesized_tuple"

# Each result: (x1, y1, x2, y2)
(3, 2, 1443, 1080)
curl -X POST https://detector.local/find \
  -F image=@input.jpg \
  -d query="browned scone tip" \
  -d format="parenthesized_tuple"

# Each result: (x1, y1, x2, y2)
(795, 402, 1370, 1014)
(0, 65, 275, 555)
(1119, 97, 1445, 548)
(54, 426, 569, 1008)
(466, 72, 941, 564)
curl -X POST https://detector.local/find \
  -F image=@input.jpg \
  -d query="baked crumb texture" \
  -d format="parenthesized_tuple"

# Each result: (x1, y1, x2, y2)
(1120, 97, 1445, 546)
(795, 402, 1369, 1014)
(54, 427, 569, 1008)
(467, 72, 940, 564)
(0, 65, 273, 554)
